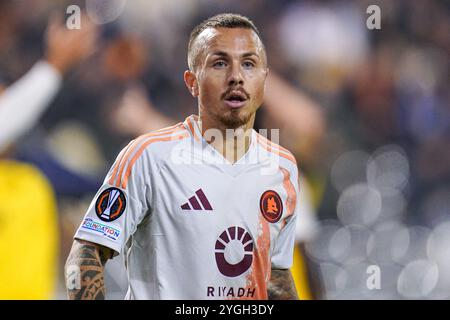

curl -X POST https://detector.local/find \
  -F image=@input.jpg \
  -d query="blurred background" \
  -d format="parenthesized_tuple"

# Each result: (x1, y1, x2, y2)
(0, 0, 449, 300)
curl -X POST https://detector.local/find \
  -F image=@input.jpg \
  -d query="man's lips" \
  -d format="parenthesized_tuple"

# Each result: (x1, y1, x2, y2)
(224, 100, 247, 109)
(223, 90, 249, 109)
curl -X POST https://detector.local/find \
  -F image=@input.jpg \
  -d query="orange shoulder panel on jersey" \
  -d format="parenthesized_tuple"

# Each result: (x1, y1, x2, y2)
(108, 123, 189, 188)
(184, 115, 200, 141)
(108, 141, 133, 186)
(255, 132, 298, 166)
(108, 123, 183, 186)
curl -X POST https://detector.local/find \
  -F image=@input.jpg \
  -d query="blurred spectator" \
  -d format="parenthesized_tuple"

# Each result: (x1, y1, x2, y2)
(0, 11, 98, 299)
(0, 158, 58, 299)
(0, 13, 98, 151)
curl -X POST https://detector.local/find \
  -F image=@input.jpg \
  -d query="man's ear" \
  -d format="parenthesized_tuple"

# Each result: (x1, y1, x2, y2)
(184, 70, 199, 97)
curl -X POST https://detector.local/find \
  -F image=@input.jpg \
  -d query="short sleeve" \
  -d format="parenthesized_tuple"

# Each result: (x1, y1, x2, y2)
(74, 141, 152, 255)
(271, 165, 300, 269)
(271, 213, 298, 269)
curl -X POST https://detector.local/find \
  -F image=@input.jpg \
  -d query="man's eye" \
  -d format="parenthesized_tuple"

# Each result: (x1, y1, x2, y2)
(243, 61, 255, 68)
(213, 61, 227, 68)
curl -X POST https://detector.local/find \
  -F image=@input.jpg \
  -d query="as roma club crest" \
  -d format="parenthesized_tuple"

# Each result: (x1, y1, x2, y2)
(260, 190, 283, 223)
(95, 188, 126, 222)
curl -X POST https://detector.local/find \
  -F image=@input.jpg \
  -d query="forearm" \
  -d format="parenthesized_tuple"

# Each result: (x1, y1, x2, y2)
(0, 61, 62, 150)
(65, 239, 111, 300)
(267, 269, 299, 300)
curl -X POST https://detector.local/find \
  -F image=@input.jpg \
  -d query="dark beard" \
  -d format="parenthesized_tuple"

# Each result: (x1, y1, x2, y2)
(214, 109, 253, 129)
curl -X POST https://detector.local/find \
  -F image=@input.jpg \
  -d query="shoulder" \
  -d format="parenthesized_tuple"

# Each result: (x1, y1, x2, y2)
(107, 123, 190, 188)
(129, 123, 190, 160)
(254, 131, 298, 172)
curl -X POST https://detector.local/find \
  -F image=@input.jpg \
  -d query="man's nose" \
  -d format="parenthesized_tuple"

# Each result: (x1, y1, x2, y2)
(228, 63, 244, 86)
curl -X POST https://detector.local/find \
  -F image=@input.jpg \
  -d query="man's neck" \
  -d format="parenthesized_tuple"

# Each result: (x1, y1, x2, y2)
(197, 112, 255, 164)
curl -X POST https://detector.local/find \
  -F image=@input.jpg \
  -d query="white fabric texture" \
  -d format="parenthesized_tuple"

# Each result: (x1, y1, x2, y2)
(0, 61, 62, 151)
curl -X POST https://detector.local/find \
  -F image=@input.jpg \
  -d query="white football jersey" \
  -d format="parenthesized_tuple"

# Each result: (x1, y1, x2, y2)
(74, 115, 300, 300)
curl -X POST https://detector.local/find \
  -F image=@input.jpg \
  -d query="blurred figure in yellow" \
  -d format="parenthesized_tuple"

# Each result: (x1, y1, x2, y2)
(0, 12, 97, 299)
(290, 177, 321, 300)
(0, 160, 58, 299)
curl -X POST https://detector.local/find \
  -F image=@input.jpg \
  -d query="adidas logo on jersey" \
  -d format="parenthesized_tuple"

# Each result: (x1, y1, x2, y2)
(181, 189, 213, 211)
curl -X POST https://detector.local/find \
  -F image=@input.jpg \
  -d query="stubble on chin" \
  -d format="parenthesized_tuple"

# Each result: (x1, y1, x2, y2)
(215, 109, 253, 129)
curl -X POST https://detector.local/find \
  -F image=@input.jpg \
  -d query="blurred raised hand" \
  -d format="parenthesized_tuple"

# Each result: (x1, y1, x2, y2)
(45, 13, 98, 75)
(263, 71, 326, 166)
(110, 84, 175, 137)
(0, 12, 99, 152)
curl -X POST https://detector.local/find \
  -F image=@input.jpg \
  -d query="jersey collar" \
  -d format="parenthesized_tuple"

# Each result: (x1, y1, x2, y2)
(182, 114, 259, 175)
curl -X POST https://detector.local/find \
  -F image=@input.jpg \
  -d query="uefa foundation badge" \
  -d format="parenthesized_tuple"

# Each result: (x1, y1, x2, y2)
(260, 190, 283, 223)
(95, 187, 126, 222)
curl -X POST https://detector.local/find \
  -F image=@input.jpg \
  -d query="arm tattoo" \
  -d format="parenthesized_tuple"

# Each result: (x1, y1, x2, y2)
(267, 269, 299, 300)
(65, 240, 112, 300)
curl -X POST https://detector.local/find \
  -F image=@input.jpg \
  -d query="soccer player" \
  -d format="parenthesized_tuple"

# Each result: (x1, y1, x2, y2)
(66, 13, 300, 300)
